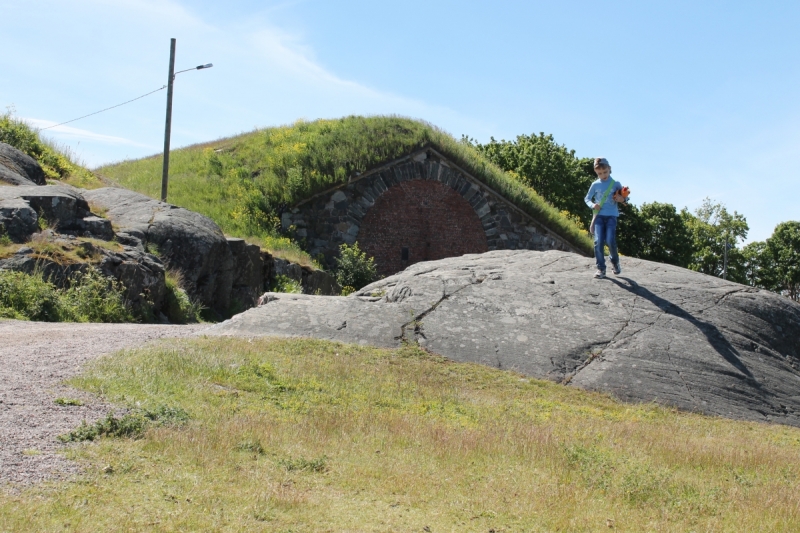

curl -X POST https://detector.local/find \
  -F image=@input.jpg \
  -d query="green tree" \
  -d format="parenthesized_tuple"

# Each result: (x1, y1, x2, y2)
(468, 133, 596, 228)
(766, 221, 800, 301)
(617, 202, 648, 258)
(683, 199, 749, 282)
(741, 241, 775, 290)
(617, 202, 693, 267)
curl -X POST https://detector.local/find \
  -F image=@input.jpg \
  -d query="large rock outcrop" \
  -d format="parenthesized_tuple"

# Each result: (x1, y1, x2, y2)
(207, 250, 800, 427)
(0, 185, 113, 242)
(1, 171, 339, 316)
(83, 188, 238, 313)
(0, 143, 46, 186)
(83, 188, 339, 313)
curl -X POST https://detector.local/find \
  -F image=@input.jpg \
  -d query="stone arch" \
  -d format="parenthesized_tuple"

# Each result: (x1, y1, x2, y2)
(358, 180, 488, 276)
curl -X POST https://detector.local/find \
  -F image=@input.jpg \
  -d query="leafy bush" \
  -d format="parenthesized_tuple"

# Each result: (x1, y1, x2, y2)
(0, 269, 62, 321)
(277, 455, 328, 473)
(335, 242, 377, 291)
(0, 228, 11, 247)
(59, 268, 135, 323)
(271, 274, 302, 294)
(0, 267, 135, 322)
(54, 398, 84, 406)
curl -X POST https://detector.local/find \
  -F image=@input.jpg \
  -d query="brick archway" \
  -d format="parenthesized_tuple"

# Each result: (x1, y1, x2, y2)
(358, 180, 489, 276)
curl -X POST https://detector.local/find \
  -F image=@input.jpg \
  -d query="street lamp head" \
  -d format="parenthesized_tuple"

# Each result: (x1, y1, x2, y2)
(197, 63, 213, 69)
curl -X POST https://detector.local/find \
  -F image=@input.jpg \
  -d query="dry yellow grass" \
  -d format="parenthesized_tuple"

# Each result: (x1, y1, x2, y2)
(0, 234, 123, 263)
(1, 337, 798, 532)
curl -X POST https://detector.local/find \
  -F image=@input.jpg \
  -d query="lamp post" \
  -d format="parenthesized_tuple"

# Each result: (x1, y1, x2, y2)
(161, 37, 213, 202)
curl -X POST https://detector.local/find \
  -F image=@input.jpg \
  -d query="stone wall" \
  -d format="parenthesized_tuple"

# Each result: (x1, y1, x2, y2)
(282, 148, 583, 274)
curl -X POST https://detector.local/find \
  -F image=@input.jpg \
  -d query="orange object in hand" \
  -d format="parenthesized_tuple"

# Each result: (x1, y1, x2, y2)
(614, 186, 630, 202)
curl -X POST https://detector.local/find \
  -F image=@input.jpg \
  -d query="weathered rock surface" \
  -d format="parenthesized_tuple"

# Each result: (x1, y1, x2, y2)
(0, 197, 38, 241)
(0, 185, 113, 241)
(84, 188, 237, 313)
(0, 142, 46, 186)
(207, 250, 800, 427)
(0, 165, 38, 187)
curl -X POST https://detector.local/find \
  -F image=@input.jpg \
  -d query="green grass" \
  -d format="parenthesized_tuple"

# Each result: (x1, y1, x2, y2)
(0, 267, 135, 322)
(97, 116, 594, 257)
(0, 111, 102, 188)
(2, 337, 798, 531)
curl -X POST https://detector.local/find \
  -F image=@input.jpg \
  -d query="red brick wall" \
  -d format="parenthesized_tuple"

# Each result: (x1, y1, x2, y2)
(359, 180, 489, 276)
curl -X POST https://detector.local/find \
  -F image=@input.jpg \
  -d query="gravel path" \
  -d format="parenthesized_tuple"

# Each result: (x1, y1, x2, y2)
(0, 320, 207, 488)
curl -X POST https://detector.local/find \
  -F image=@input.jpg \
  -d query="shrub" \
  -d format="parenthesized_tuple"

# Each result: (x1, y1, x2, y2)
(0, 269, 61, 321)
(271, 274, 302, 294)
(0, 227, 11, 247)
(335, 242, 377, 291)
(0, 267, 135, 322)
(277, 455, 328, 473)
(59, 268, 135, 323)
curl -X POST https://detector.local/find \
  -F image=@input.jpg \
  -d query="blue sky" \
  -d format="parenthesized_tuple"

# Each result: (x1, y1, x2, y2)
(2, 0, 798, 243)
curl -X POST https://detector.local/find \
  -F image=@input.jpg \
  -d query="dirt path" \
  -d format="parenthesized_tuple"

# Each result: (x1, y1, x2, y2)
(0, 320, 207, 488)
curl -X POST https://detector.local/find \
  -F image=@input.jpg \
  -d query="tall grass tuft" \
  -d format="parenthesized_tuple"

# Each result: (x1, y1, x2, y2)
(163, 270, 204, 323)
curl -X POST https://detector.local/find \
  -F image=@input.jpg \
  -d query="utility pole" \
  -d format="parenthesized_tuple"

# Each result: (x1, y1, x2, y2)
(161, 38, 177, 202)
(723, 232, 729, 280)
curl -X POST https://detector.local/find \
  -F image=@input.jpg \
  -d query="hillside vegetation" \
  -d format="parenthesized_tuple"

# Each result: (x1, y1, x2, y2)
(0, 111, 101, 189)
(97, 116, 594, 256)
(1, 337, 798, 531)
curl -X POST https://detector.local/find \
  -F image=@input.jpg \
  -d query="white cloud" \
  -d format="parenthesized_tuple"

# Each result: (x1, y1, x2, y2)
(245, 26, 470, 124)
(88, 0, 213, 31)
(23, 118, 155, 149)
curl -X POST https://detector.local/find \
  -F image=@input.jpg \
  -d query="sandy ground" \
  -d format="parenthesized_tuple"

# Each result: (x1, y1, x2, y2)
(0, 320, 207, 489)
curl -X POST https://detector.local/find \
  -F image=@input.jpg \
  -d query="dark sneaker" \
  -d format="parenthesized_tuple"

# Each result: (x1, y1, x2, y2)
(594, 269, 606, 279)
(612, 263, 622, 275)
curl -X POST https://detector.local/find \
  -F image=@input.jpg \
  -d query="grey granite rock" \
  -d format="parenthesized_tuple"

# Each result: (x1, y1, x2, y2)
(0, 142, 46, 186)
(206, 250, 800, 427)
(0, 165, 38, 186)
(83, 187, 234, 314)
(0, 197, 38, 241)
(0, 184, 91, 232)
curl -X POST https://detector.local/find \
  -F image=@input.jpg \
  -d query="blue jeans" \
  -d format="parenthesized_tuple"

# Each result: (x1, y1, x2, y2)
(593, 215, 619, 272)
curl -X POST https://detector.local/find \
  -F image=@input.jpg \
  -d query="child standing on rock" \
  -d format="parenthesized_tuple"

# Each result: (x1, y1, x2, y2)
(585, 157, 624, 279)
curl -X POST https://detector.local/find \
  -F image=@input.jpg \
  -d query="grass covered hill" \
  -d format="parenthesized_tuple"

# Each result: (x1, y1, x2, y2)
(97, 116, 594, 256)
(2, 337, 799, 530)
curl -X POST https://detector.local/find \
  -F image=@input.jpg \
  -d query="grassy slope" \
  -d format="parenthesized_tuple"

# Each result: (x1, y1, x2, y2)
(0, 112, 101, 189)
(97, 117, 595, 257)
(2, 337, 798, 531)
